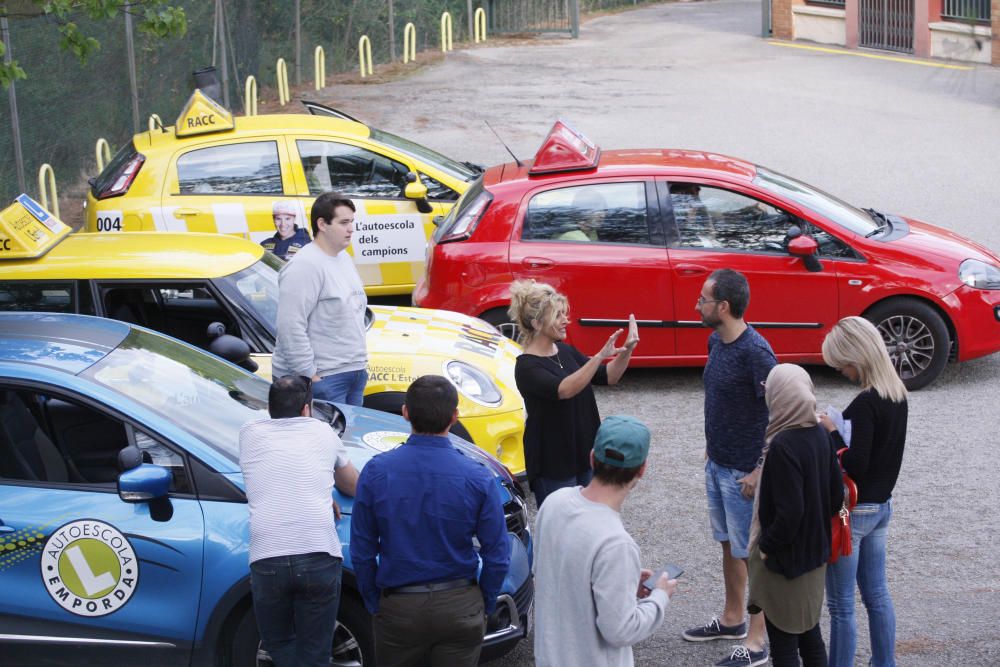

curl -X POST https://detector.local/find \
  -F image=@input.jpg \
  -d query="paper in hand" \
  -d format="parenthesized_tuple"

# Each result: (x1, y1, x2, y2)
(824, 405, 852, 447)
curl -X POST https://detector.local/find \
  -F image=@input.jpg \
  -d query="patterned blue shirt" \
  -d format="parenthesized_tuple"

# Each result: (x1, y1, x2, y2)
(350, 434, 510, 614)
(703, 325, 777, 472)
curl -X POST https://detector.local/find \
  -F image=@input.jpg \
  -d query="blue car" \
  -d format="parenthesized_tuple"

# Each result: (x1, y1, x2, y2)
(0, 313, 532, 666)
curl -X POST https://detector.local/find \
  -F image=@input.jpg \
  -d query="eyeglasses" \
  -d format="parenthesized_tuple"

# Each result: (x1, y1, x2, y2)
(696, 296, 724, 307)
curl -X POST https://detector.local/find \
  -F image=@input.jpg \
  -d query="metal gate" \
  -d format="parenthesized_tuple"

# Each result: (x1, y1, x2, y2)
(858, 0, 914, 53)
(486, 0, 581, 37)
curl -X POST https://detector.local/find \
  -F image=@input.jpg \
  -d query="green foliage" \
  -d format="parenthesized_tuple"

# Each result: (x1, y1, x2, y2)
(0, 0, 187, 88)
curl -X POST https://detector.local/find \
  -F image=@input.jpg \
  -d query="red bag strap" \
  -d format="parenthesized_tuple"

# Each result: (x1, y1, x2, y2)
(836, 447, 858, 510)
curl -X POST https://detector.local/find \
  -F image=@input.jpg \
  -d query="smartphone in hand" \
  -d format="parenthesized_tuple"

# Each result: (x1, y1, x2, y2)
(642, 563, 684, 590)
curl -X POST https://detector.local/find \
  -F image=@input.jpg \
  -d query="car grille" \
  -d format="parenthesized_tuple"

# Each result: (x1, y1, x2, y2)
(511, 574, 533, 613)
(503, 488, 529, 546)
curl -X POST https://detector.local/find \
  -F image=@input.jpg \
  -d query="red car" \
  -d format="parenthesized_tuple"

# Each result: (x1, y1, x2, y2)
(414, 121, 1000, 389)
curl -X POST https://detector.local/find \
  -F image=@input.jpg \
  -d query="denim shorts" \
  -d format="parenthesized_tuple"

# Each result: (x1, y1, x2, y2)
(705, 458, 754, 559)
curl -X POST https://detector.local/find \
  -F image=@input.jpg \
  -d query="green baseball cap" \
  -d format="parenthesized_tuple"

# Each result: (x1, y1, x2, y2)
(593, 416, 650, 468)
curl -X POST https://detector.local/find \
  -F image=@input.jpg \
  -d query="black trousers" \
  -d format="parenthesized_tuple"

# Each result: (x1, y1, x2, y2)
(374, 584, 486, 667)
(764, 617, 828, 667)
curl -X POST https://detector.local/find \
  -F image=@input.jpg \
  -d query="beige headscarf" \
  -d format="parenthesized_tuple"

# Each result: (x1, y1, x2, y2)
(764, 364, 819, 445)
(750, 364, 819, 549)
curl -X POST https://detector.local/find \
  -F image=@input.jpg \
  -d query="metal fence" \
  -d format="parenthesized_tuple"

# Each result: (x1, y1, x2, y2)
(0, 0, 662, 220)
(941, 0, 991, 22)
(859, 0, 915, 53)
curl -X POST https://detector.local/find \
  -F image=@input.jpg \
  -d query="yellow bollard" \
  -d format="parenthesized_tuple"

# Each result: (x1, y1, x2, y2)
(95, 138, 111, 172)
(276, 58, 290, 106)
(148, 114, 162, 132)
(474, 7, 487, 43)
(440, 12, 453, 52)
(38, 164, 59, 219)
(245, 75, 258, 116)
(314, 46, 326, 91)
(358, 35, 373, 78)
(403, 22, 416, 63)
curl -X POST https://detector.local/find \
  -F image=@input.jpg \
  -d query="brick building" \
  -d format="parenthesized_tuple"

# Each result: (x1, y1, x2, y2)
(771, 0, 999, 66)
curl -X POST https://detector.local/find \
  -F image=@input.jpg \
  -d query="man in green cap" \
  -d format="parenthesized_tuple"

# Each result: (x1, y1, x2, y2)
(533, 415, 679, 666)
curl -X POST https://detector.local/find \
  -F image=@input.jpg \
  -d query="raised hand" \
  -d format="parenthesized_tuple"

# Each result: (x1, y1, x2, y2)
(598, 328, 625, 360)
(624, 313, 639, 351)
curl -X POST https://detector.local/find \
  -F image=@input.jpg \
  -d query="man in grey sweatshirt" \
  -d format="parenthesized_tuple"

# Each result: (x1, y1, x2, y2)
(272, 192, 368, 405)
(533, 416, 678, 667)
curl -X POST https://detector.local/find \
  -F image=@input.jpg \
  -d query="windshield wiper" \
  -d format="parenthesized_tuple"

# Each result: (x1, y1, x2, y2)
(462, 161, 484, 175)
(863, 208, 889, 237)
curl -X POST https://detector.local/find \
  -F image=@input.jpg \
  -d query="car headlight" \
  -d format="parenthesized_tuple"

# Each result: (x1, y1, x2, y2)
(959, 259, 1000, 290)
(444, 360, 503, 406)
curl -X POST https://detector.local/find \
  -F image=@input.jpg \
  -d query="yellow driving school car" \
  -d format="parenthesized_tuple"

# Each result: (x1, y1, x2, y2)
(3, 196, 526, 476)
(84, 90, 479, 295)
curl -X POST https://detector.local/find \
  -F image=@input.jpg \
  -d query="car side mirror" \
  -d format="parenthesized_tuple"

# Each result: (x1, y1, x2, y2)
(207, 322, 259, 373)
(118, 463, 171, 503)
(787, 230, 823, 273)
(404, 172, 433, 214)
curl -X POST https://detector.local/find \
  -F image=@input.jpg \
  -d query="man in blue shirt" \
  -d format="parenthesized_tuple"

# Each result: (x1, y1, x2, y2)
(683, 269, 776, 667)
(350, 375, 509, 666)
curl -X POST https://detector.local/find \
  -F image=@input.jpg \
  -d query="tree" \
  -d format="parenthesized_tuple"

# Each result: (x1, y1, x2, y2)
(0, 0, 187, 88)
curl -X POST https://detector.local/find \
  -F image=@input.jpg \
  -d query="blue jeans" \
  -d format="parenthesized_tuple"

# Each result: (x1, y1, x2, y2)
(250, 552, 343, 667)
(530, 469, 593, 508)
(314, 369, 368, 407)
(826, 500, 896, 667)
(705, 459, 754, 559)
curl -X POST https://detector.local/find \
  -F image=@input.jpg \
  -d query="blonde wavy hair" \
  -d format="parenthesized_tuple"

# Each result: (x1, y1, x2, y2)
(822, 316, 907, 402)
(507, 279, 568, 346)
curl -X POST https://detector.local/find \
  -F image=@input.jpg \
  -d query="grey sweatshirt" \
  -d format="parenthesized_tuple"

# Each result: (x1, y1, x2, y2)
(533, 487, 669, 667)
(272, 242, 367, 379)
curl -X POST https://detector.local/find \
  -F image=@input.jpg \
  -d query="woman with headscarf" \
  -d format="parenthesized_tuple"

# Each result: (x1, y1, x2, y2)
(747, 364, 843, 667)
(819, 316, 907, 667)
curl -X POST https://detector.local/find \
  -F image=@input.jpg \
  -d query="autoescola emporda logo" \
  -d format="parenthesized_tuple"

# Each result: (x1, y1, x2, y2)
(40, 519, 138, 617)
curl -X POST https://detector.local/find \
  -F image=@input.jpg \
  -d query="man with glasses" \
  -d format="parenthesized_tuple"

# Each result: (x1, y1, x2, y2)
(239, 375, 360, 667)
(684, 269, 776, 667)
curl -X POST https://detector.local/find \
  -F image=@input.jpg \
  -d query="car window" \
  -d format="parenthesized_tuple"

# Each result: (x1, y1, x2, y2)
(419, 172, 459, 201)
(217, 257, 281, 332)
(101, 284, 240, 352)
(0, 281, 79, 314)
(297, 140, 410, 198)
(669, 183, 856, 257)
(0, 387, 191, 493)
(669, 184, 797, 252)
(177, 141, 283, 195)
(523, 182, 650, 245)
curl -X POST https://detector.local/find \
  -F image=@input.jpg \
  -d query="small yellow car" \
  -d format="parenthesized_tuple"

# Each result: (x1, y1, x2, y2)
(84, 91, 478, 296)
(2, 196, 526, 476)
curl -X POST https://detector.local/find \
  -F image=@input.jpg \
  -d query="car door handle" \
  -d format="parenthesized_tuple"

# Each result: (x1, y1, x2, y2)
(521, 257, 553, 270)
(175, 208, 201, 217)
(674, 263, 708, 276)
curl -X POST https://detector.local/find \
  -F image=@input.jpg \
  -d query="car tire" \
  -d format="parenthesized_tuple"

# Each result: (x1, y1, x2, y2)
(227, 594, 376, 667)
(864, 298, 950, 391)
(480, 306, 519, 341)
(333, 594, 376, 667)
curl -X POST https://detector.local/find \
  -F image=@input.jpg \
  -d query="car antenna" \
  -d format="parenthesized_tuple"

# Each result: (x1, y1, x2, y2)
(484, 120, 523, 167)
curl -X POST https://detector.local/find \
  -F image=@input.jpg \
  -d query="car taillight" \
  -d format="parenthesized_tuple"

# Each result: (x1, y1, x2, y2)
(97, 154, 145, 199)
(438, 191, 492, 244)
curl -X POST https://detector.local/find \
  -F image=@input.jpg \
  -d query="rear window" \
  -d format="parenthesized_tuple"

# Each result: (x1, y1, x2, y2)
(90, 142, 138, 196)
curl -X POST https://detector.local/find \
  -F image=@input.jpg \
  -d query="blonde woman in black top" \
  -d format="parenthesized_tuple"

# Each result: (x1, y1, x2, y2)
(819, 316, 908, 667)
(508, 279, 638, 507)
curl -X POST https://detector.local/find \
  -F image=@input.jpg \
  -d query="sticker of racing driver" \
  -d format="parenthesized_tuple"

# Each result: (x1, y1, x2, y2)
(260, 200, 311, 260)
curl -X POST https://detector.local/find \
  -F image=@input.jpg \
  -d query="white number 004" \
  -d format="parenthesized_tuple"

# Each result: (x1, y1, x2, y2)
(96, 212, 123, 232)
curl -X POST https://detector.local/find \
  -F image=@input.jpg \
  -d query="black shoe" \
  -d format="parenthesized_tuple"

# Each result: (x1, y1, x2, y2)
(682, 616, 748, 642)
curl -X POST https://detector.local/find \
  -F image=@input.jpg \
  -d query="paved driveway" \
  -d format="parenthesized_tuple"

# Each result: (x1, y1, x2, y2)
(328, 1, 1000, 664)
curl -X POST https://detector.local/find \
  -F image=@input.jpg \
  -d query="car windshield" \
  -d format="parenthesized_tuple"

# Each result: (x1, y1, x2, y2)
(753, 166, 878, 237)
(216, 255, 373, 338)
(218, 254, 283, 336)
(80, 328, 269, 464)
(370, 128, 478, 182)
